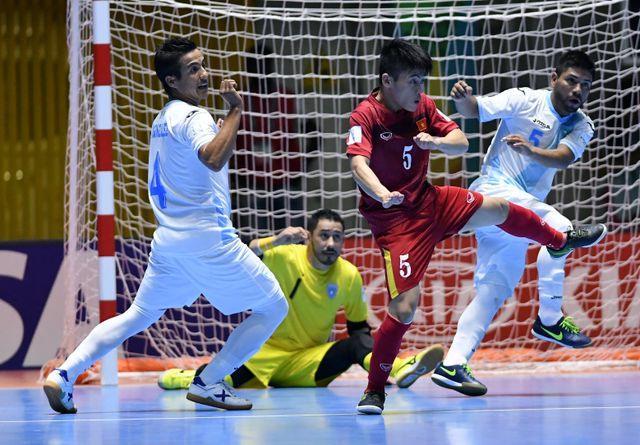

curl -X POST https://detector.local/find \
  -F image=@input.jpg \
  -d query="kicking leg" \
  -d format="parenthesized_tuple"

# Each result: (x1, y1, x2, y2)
(463, 197, 566, 248)
(464, 197, 607, 255)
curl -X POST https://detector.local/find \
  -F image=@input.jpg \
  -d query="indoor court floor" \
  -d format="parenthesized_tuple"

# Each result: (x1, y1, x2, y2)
(1, 371, 639, 445)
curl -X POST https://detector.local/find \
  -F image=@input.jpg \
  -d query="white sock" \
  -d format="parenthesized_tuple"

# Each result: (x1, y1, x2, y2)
(537, 245, 565, 326)
(198, 292, 288, 385)
(443, 284, 510, 366)
(60, 303, 163, 383)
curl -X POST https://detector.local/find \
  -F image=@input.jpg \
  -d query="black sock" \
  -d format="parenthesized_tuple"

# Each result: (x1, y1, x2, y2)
(315, 331, 373, 384)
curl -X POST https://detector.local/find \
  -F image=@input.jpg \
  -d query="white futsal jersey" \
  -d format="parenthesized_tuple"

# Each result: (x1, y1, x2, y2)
(148, 100, 236, 255)
(474, 88, 594, 201)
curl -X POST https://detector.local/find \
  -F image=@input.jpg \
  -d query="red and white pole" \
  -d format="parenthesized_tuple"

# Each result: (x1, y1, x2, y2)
(93, 0, 118, 385)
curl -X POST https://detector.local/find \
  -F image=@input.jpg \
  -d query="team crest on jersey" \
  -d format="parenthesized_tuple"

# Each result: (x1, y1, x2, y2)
(380, 131, 393, 141)
(327, 283, 338, 299)
(347, 126, 362, 145)
(466, 192, 475, 204)
(416, 118, 428, 131)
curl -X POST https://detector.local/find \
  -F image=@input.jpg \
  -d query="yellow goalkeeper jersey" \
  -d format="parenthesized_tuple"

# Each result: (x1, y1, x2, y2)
(261, 244, 367, 351)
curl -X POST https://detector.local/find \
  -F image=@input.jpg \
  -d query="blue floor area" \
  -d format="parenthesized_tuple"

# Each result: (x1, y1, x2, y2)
(1, 372, 639, 445)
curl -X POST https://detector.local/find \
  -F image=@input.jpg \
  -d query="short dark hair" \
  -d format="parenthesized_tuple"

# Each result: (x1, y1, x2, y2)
(555, 50, 596, 79)
(154, 37, 198, 95)
(379, 39, 432, 84)
(307, 209, 344, 233)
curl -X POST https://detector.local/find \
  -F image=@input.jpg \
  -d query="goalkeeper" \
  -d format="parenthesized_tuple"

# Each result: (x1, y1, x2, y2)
(158, 209, 444, 390)
(432, 50, 602, 397)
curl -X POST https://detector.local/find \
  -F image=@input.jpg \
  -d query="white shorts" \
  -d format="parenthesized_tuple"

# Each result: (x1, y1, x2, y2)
(470, 179, 572, 290)
(133, 237, 283, 315)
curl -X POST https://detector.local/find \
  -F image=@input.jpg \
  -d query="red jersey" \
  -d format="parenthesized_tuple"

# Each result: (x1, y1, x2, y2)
(346, 89, 459, 234)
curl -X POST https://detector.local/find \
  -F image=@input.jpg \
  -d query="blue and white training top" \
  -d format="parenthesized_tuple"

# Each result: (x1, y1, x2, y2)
(148, 100, 236, 255)
(474, 87, 594, 201)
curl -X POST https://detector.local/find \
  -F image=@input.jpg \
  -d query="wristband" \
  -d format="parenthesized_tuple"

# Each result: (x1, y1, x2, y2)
(257, 236, 275, 252)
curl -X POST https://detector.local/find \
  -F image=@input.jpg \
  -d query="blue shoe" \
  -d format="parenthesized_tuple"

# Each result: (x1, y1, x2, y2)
(356, 391, 386, 415)
(531, 316, 592, 348)
(431, 363, 487, 396)
(547, 224, 607, 258)
(43, 368, 77, 414)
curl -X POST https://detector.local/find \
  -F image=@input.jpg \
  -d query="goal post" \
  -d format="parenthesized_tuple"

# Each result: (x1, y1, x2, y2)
(55, 0, 640, 382)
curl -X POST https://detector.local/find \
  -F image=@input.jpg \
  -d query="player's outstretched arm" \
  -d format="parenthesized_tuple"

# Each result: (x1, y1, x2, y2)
(450, 80, 479, 118)
(249, 226, 309, 256)
(350, 155, 404, 208)
(502, 134, 575, 169)
(198, 79, 243, 172)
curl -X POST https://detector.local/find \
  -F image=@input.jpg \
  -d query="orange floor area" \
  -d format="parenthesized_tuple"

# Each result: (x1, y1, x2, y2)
(0, 370, 41, 388)
(0, 369, 161, 388)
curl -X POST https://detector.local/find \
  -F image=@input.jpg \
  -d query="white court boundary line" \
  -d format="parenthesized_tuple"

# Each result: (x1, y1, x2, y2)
(3, 404, 640, 424)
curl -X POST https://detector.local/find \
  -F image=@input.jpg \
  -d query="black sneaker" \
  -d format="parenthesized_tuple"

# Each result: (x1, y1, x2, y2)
(531, 316, 592, 348)
(547, 224, 607, 258)
(356, 391, 386, 415)
(431, 363, 487, 396)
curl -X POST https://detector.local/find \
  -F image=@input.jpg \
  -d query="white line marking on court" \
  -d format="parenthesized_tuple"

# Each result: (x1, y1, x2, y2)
(3, 404, 640, 424)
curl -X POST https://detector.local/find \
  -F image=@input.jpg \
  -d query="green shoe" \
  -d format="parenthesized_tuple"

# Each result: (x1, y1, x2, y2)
(157, 368, 196, 390)
(394, 344, 444, 388)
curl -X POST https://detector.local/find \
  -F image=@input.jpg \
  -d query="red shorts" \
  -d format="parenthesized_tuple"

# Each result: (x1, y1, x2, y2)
(373, 186, 483, 298)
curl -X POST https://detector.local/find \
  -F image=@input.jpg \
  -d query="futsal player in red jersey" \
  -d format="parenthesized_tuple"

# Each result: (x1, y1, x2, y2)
(346, 39, 607, 415)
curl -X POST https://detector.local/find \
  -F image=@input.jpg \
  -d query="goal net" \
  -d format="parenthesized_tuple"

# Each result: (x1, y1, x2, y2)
(57, 0, 640, 379)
